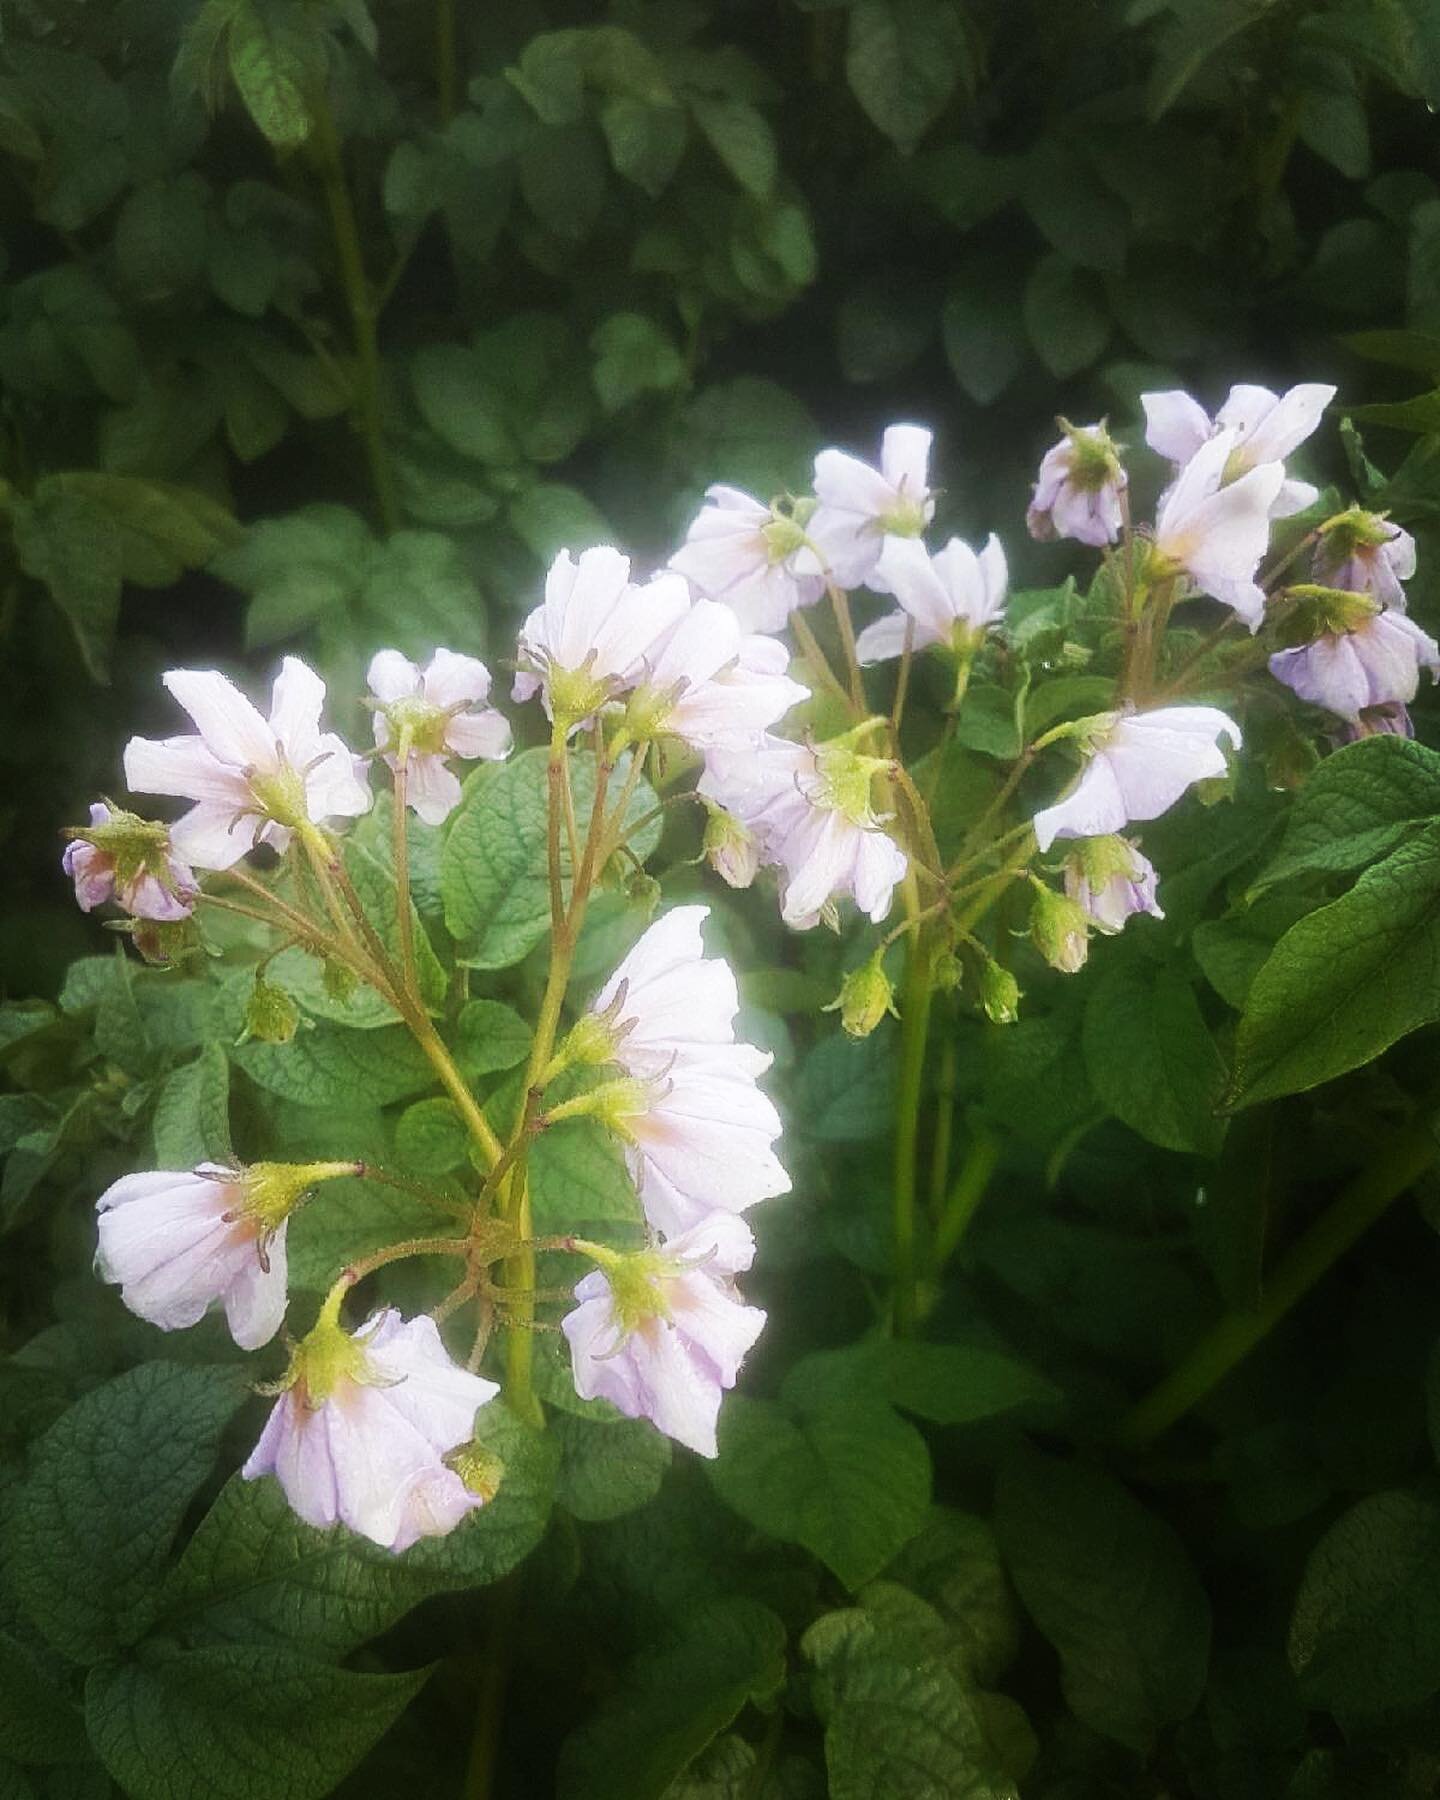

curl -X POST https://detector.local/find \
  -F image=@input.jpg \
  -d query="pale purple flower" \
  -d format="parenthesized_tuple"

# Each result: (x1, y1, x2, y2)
(1339, 701, 1413, 742)
(1268, 608, 1440, 723)
(96, 1164, 289, 1351)
(561, 1214, 766, 1458)
(1144, 382, 1335, 517)
(1026, 422, 1127, 548)
(123, 658, 372, 871)
(243, 1308, 499, 1552)
(669, 485, 826, 632)
(1063, 837, 1164, 934)
(1032, 706, 1241, 852)
(512, 547, 688, 724)
(855, 534, 1008, 664)
(809, 424, 936, 592)
(63, 802, 197, 921)
(1313, 511, 1417, 610)
(1151, 431, 1284, 631)
(701, 734, 909, 930)
(367, 648, 511, 826)
(633, 599, 809, 750)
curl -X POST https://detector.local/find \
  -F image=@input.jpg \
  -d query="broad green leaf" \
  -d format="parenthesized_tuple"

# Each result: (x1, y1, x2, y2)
(552, 1412, 672, 1522)
(784, 1339, 1059, 1429)
(794, 1025, 897, 1142)
(689, 94, 776, 197)
(226, 0, 317, 148)
(709, 1388, 931, 1589)
(591, 312, 684, 413)
(528, 1116, 641, 1231)
(152, 1043, 232, 1168)
(509, 482, 615, 560)
(114, 177, 208, 303)
(1023, 254, 1109, 378)
(599, 95, 688, 196)
(996, 1445, 1211, 1752)
(836, 278, 935, 384)
(518, 122, 607, 240)
(85, 1644, 426, 1800)
(1228, 823, 1440, 1108)
(845, 0, 969, 156)
(411, 344, 518, 464)
(556, 1598, 786, 1800)
(393, 1097, 468, 1175)
(0, 1632, 83, 1764)
(1145, 0, 1282, 120)
(886, 1508, 1020, 1685)
(1254, 735, 1440, 892)
(9, 1364, 247, 1661)
(455, 1000, 533, 1077)
(442, 748, 660, 970)
(1023, 138, 1128, 270)
(1192, 899, 1318, 1009)
(1288, 1484, 1440, 1728)
(284, 1170, 440, 1293)
(1082, 961, 1225, 1155)
(941, 262, 1025, 404)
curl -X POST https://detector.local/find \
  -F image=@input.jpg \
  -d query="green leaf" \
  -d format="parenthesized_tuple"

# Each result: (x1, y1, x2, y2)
(454, 1000, 533, 1077)
(591, 312, 685, 413)
(845, 0, 969, 156)
(1023, 138, 1128, 270)
(528, 1115, 640, 1231)
(996, 1444, 1211, 1752)
(0, 1632, 83, 1764)
(1082, 961, 1226, 1155)
(152, 1043, 232, 1169)
(411, 344, 518, 465)
(226, 0, 318, 148)
(85, 1644, 427, 1800)
(1191, 899, 1316, 1009)
(941, 263, 1025, 404)
(1254, 735, 1440, 892)
(1288, 1484, 1440, 1728)
(393, 1098, 468, 1175)
(1022, 254, 1109, 378)
(552, 1412, 672, 1522)
(709, 1388, 931, 1590)
(114, 176, 209, 304)
(518, 122, 607, 241)
(9, 1364, 247, 1662)
(509, 482, 615, 560)
(785, 1339, 1059, 1428)
(599, 95, 688, 196)
(556, 1598, 786, 1800)
(442, 748, 660, 970)
(1145, 0, 1282, 120)
(689, 95, 776, 197)
(794, 1026, 897, 1142)
(886, 1508, 1020, 1685)
(1228, 823, 1440, 1108)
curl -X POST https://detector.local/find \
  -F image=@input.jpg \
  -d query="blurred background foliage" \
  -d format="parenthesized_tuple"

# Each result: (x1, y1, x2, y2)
(5, 0, 1440, 992)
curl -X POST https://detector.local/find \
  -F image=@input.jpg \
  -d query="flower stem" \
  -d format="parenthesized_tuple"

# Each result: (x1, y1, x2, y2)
(462, 1576, 521, 1800)
(890, 871, 932, 1338)
(827, 580, 868, 715)
(392, 765, 419, 1003)
(308, 88, 399, 534)
(1115, 1109, 1439, 1449)
(930, 1124, 1001, 1275)
(791, 606, 858, 717)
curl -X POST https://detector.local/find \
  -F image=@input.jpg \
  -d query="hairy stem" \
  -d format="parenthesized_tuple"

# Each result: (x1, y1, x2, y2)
(392, 765, 419, 1003)
(890, 871, 932, 1338)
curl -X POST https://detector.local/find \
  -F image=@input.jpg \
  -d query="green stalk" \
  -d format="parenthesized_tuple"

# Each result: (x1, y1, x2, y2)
(309, 89, 399, 534)
(890, 873, 932, 1338)
(1116, 1111, 1439, 1449)
(930, 1125, 1000, 1275)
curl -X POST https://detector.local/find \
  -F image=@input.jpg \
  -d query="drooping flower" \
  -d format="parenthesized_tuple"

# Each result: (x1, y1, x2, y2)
(669, 486, 826, 632)
(1032, 706, 1241, 852)
(1062, 835, 1164, 934)
(1150, 431, 1284, 630)
(570, 906, 789, 1236)
(242, 1305, 499, 1552)
(625, 599, 809, 750)
(367, 648, 511, 826)
(512, 547, 689, 726)
(701, 801, 760, 889)
(1268, 604, 1440, 723)
(855, 534, 1009, 664)
(808, 424, 936, 592)
(1312, 508, 1417, 610)
(63, 802, 198, 921)
(1144, 382, 1335, 517)
(1026, 421, 1128, 548)
(1339, 701, 1414, 742)
(123, 659, 372, 871)
(561, 1213, 766, 1458)
(95, 1161, 352, 1351)
(1027, 880, 1090, 974)
(700, 733, 909, 929)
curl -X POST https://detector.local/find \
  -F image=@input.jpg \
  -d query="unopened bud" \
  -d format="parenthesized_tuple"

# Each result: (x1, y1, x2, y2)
(1028, 881, 1089, 975)
(121, 915, 200, 967)
(824, 953, 897, 1039)
(979, 959, 1021, 1024)
(932, 949, 963, 994)
(448, 1440, 506, 1502)
(241, 975, 301, 1045)
(702, 803, 760, 890)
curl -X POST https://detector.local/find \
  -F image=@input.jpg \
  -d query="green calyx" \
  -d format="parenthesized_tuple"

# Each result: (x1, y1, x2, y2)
(1060, 418, 1122, 492)
(67, 806, 178, 892)
(814, 725, 893, 823)
(1284, 582, 1380, 638)
(876, 496, 928, 538)
(283, 1303, 372, 1409)
(979, 957, 1021, 1025)
(380, 694, 451, 759)
(547, 660, 611, 730)
(241, 975, 300, 1046)
(594, 1245, 675, 1335)
(558, 1009, 622, 1072)
(1028, 878, 1090, 973)
(240, 1160, 358, 1233)
(1317, 506, 1393, 557)
(550, 1074, 656, 1134)
(1070, 833, 1140, 892)
(248, 759, 310, 832)
(622, 678, 683, 743)
(759, 499, 816, 566)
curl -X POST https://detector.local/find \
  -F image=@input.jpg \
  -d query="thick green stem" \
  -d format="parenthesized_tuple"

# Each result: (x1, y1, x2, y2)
(931, 1125, 1001, 1274)
(462, 1576, 521, 1800)
(827, 580, 868, 716)
(1116, 1110, 1439, 1449)
(309, 89, 399, 534)
(890, 874, 933, 1338)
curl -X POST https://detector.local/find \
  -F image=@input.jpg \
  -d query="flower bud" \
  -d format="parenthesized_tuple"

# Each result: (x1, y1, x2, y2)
(702, 802, 760, 890)
(824, 953, 897, 1039)
(980, 959, 1021, 1024)
(122, 915, 201, 967)
(242, 975, 301, 1045)
(932, 949, 963, 994)
(1028, 881, 1090, 974)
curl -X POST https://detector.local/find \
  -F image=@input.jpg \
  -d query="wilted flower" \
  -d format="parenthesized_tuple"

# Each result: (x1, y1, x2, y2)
(124, 659, 372, 870)
(95, 1160, 352, 1351)
(1312, 508, 1417, 610)
(626, 598, 809, 750)
(367, 648, 511, 825)
(1340, 701, 1414, 742)
(701, 801, 759, 889)
(669, 486, 825, 632)
(561, 1214, 766, 1458)
(1150, 431, 1284, 631)
(512, 547, 688, 727)
(1032, 705, 1241, 852)
(1062, 835, 1164, 933)
(809, 424, 936, 591)
(243, 1305, 499, 1552)
(1268, 601, 1440, 723)
(1144, 382, 1335, 518)
(855, 534, 1008, 665)
(1026, 421, 1128, 548)
(1028, 881, 1090, 974)
(63, 802, 197, 921)
(701, 733, 909, 930)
